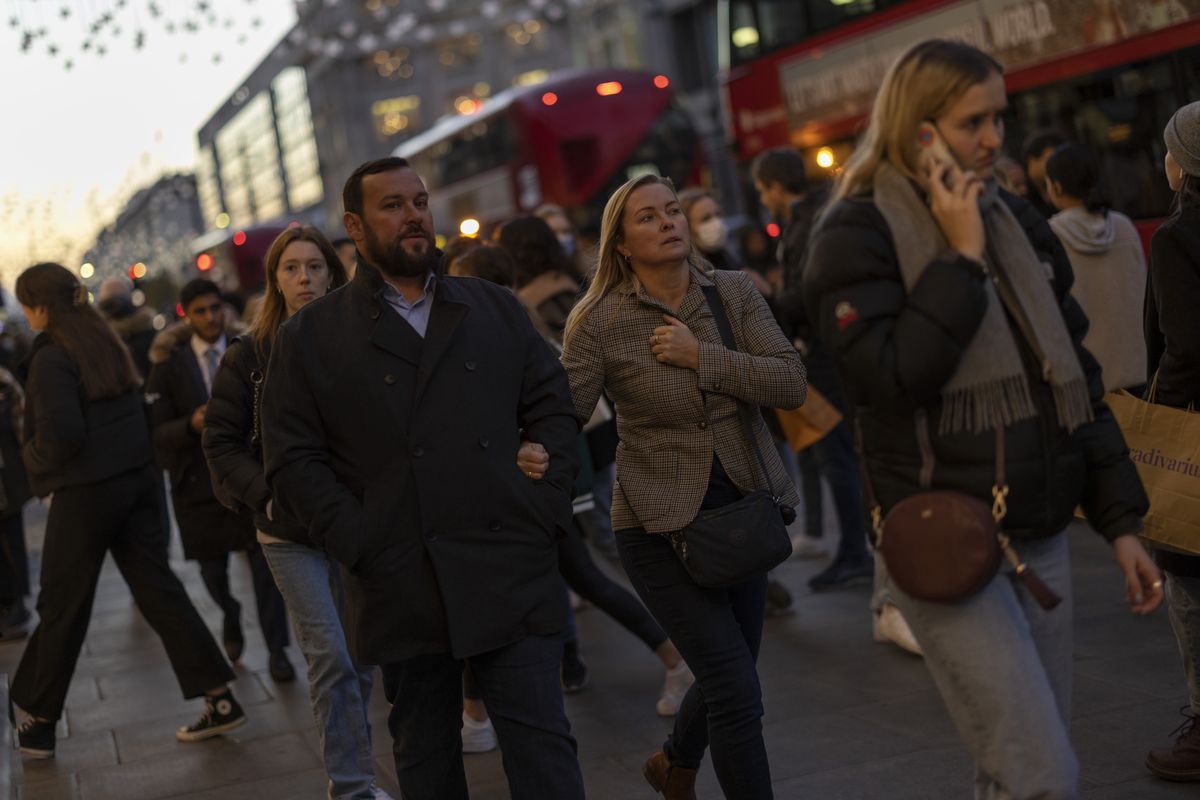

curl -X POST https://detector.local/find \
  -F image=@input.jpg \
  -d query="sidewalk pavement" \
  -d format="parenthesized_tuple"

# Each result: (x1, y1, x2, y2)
(2, 504, 1197, 799)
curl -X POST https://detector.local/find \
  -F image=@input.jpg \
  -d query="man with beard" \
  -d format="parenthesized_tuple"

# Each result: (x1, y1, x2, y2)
(261, 157, 585, 799)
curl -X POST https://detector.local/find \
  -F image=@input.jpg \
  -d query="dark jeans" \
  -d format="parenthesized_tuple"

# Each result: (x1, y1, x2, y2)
(0, 512, 29, 603)
(806, 349, 869, 563)
(796, 448, 824, 537)
(617, 528, 773, 800)
(381, 635, 583, 800)
(558, 521, 667, 651)
(199, 543, 289, 654)
(12, 466, 234, 720)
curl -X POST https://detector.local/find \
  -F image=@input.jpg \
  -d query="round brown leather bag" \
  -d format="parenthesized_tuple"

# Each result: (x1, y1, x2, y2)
(877, 490, 1001, 603)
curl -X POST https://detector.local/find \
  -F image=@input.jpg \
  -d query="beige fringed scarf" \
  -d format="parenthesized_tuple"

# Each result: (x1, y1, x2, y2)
(873, 163, 1093, 435)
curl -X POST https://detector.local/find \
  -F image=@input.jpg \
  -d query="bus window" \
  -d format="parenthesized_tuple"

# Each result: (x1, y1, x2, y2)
(1007, 47, 1194, 221)
(438, 120, 514, 186)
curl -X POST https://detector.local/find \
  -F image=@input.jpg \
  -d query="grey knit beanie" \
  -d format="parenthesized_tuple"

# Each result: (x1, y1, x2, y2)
(1165, 100, 1200, 177)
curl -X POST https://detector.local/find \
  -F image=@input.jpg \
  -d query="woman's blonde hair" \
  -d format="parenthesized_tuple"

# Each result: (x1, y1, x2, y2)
(828, 39, 1003, 208)
(564, 174, 711, 342)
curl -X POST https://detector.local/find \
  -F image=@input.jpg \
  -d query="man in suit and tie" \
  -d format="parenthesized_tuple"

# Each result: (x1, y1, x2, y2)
(147, 279, 293, 682)
(262, 157, 584, 799)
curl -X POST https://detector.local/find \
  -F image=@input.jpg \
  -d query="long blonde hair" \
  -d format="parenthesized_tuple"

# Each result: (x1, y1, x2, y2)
(828, 39, 1003, 208)
(564, 174, 711, 343)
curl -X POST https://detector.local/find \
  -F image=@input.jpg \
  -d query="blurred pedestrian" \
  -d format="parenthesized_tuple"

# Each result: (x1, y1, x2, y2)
(994, 155, 1029, 197)
(148, 279, 294, 682)
(202, 228, 392, 799)
(754, 147, 875, 590)
(442, 234, 483, 277)
(262, 157, 585, 799)
(561, 173, 805, 799)
(735, 223, 780, 285)
(9, 263, 246, 758)
(804, 40, 1161, 799)
(680, 188, 775, 300)
(333, 236, 358, 280)
(0, 365, 31, 641)
(535, 203, 587, 277)
(97, 275, 156, 381)
(1045, 142, 1147, 392)
(1022, 129, 1069, 219)
(1144, 99, 1200, 782)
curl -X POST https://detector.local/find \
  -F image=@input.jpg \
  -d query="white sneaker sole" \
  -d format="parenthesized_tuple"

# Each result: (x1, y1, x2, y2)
(19, 745, 53, 759)
(176, 714, 247, 742)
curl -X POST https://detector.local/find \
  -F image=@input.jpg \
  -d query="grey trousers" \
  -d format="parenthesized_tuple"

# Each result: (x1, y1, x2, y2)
(889, 531, 1078, 800)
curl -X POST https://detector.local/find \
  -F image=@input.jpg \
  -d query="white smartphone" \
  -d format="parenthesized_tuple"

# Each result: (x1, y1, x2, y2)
(916, 122, 957, 188)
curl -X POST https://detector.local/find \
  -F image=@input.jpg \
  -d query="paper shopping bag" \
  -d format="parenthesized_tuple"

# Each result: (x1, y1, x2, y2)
(773, 385, 844, 454)
(1107, 390, 1200, 555)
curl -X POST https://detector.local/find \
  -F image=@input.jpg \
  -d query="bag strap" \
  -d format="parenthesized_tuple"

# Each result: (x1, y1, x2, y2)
(699, 284, 778, 499)
(855, 416, 1008, 540)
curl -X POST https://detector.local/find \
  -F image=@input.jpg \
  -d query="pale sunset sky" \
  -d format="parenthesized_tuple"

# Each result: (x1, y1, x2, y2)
(0, 0, 298, 285)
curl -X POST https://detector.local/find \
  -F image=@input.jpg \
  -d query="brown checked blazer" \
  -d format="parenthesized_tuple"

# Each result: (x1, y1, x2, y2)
(561, 267, 806, 534)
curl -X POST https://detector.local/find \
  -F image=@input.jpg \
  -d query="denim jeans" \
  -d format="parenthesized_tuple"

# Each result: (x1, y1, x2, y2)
(617, 528, 773, 799)
(1165, 573, 1200, 714)
(381, 635, 583, 800)
(261, 542, 377, 800)
(888, 532, 1077, 800)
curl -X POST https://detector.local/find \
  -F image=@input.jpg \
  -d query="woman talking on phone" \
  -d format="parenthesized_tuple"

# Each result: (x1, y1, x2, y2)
(803, 40, 1161, 798)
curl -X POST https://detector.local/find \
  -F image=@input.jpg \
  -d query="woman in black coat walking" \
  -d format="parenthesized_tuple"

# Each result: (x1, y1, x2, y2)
(201, 228, 395, 800)
(803, 40, 1161, 798)
(8, 263, 244, 760)
(1144, 100, 1200, 781)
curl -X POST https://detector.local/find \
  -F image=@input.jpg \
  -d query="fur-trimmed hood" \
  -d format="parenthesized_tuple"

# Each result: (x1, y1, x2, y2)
(149, 318, 248, 365)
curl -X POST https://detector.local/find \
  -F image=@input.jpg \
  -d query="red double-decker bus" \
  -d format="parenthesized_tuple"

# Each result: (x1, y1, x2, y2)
(393, 68, 703, 240)
(720, 0, 1200, 241)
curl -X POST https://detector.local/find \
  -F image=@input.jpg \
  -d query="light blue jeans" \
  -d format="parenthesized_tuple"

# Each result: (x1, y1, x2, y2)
(1165, 573, 1200, 714)
(262, 541, 377, 800)
(888, 532, 1078, 800)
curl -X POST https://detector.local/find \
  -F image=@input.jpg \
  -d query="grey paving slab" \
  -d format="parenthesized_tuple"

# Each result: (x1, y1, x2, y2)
(153, 766, 330, 800)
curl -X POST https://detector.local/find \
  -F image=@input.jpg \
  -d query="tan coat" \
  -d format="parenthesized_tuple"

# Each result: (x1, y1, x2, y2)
(561, 268, 805, 534)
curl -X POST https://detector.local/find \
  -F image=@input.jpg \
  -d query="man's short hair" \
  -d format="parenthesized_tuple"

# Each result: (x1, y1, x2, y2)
(751, 148, 809, 195)
(343, 157, 412, 217)
(1022, 129, 1068, 164)
(179, 278, 221, 311)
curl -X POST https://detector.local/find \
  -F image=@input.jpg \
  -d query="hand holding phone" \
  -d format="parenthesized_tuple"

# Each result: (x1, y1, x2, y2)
(917, 122, 986, 262)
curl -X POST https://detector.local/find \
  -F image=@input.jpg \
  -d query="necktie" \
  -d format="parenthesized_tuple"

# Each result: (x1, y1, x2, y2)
(204, 347, 220, 396)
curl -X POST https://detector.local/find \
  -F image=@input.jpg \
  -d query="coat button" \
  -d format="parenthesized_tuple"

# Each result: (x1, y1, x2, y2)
(384, 374, 396, 385)
(465, 360, 477, 371)
(698, 421, 707, 430)
(479, 437, 489, 448)
(412, 446, 425, 457)
(488, 520, 501, 531)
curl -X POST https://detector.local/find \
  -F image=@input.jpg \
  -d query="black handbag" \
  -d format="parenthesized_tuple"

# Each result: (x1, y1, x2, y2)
(666, 284, 796, 588)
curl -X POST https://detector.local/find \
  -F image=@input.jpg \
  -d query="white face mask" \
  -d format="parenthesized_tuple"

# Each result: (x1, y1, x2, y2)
(557, 233, 575, 257)
(694, 217, 728, 252)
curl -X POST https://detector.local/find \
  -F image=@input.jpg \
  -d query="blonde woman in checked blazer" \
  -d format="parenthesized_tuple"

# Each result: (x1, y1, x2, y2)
(561, 174, 806, 800)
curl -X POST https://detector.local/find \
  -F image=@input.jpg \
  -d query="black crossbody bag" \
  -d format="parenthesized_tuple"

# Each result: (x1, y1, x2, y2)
(666, 285, 796, 588)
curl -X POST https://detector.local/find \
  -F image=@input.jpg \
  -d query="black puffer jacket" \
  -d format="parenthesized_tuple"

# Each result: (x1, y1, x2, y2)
(202, 335, 307, 544)
(803, 188, 1146, 541)
(20, 335, 152, 497)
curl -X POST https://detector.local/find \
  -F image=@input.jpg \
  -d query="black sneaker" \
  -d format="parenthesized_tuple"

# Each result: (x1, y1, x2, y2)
(16, 715, 55, 759)
(175, 690, 247, 742)
(268, 650, 296, 683)
(808, 556, 874, 591)
(561, 640, 589, 694)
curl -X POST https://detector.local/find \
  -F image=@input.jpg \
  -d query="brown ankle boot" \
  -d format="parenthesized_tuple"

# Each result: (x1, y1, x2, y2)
(1147, 707, 1200, 781)
(642, 750, 698, 799)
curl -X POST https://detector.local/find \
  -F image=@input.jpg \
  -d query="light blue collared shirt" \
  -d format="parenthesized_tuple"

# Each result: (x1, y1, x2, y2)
(380, 272, 436, 337)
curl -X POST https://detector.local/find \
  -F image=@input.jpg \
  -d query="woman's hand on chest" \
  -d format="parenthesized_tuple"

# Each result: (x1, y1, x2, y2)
(650, 314, 700, 371)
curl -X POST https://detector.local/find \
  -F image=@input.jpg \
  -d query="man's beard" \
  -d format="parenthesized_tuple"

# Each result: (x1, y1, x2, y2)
(362, 222, 439, 279)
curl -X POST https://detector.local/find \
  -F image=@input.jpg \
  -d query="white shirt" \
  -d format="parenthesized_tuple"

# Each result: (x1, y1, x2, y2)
(190, 332, 227, 396)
